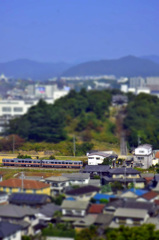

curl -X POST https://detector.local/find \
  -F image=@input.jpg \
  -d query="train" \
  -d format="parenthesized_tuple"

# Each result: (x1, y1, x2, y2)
(2, 158, 83, 169)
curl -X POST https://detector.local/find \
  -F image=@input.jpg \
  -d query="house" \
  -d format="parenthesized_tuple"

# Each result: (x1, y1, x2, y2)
(104, 199, 125, 214)
(120, 188, 148, 199)
(83, 165, 110, 177)
(87, 151, 117, 165)
(0, 178, 51, 195)
(94, 213, 114, 231)
(0, 221, 22, 240)
(65, 185, 100, 201)
(88, 204, 105, 214)
(110, 208, 149, 228)
(37, 203, 61, 221)
(123, 201, 157, 217)
(133, 144, 153, 169)
(102, 176, 145, 189)
(73, 214, 97, 230)
(62, 173, 90, 185)
(0, 204, 39, 235)
(137, 191, 159, 202)
(44, 176, 69, 195)
(108, 167, 141, 179)
(9, 193, 51, 207)
(93, 193, 116, 204)
(61, 200, 89, 218)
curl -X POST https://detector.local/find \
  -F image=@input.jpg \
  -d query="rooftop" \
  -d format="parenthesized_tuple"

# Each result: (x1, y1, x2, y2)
(139, 191, 158, 200)
(61, 200, 89, 210)
(0, 179, 50, 189)
(83, 165, 110, 173)
(0, 221, 22, 238)
(66, 185, 100, 196)
(114, 208, 148, 219)
(0, 204, 37, 218)
(62, 173, 90, 180)
(88, 204, 105, 214)
(109, 168, 140, 174)
(9, 193, 51, 205)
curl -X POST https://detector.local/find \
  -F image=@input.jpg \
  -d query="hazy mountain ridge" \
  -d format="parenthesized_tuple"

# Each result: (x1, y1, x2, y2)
(1, 56, 159, 80)
(0, 59, 72, 80)
(62, 55, 159, 77)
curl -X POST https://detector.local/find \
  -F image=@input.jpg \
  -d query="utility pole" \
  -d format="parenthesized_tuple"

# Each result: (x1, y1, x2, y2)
(73, 135, 76, 157)
(124, 167, 126, 189)
(12, 135, 15, 154)
(21, 172, 24, 192)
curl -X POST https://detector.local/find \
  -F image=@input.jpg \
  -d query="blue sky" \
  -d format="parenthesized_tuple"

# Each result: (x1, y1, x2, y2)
(0, 0, 159, 62)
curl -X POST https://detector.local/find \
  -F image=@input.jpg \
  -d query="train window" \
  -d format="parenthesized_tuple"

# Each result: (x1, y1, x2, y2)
(69, 162, 72, 164)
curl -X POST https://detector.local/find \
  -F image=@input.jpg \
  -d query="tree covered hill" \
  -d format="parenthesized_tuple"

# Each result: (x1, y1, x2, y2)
(124, 93, 159, 149)
(6, 89, 119, 150)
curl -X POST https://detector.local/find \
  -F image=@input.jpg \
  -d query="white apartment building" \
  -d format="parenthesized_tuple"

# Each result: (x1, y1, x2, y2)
(0, 99, 53, 117)
(134, 144, 153, 169)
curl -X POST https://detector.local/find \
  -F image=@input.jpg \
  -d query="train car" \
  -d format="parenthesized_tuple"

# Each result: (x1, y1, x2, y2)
(2, 158, 83, 169)
(2, 158, 41, 167)
(41, 160, 83, 168)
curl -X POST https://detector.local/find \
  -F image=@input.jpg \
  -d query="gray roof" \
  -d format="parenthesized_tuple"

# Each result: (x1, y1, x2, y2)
(105, 199, 125, 210)
(61, 200, 89, 210)
(73, 214, 97, 227)
(114, 208, 148, 219)
(45, 176, 68, 182)
(66, 185, 100, 196)
(0, 204, 37, 219)
(95, 213, 113, 225)
(109, 168, 140, 175)
(62, 173, 90, 180)
(83, 165, 110, 173)
(39, 203, 60, 218)
(124, 201, 156, 214)
(0, 221, 22, 238)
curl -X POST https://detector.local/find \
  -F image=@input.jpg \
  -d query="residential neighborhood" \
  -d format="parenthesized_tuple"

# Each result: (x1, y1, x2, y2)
(1, 145, 159, 239)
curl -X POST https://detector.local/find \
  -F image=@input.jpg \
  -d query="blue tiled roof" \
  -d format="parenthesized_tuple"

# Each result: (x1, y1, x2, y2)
(128, 188, 148, 196)
(93, 193, 116, 202)
(65, 197, 76, 201)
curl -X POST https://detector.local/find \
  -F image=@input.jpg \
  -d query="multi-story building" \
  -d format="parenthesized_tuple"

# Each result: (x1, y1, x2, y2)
(133, 144, 153, 169)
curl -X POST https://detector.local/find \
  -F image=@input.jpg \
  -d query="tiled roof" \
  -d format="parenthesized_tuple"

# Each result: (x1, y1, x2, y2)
(61, 200, 89, 210)
(83, 165, 110, 173)
(88, 204, 105, 214)
(9, 193, 50, 205)
(0, 221, 22, 238)
(66, 185, 100, 196)
(109, 168, 140, 174)
(0, 178, 50, 189)
(0, 204, 37, 218)
(140, 191, 158, 200)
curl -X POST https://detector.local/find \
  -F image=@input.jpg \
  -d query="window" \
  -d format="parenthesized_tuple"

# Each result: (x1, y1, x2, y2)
(2, 107, 11, 112)
(14, 107, 23, 112)
(137, 157, 144, 160)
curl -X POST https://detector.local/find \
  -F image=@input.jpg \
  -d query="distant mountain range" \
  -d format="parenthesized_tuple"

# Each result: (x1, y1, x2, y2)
(62, 55, 159, 78)
(1, 55, 159, 80)
(0, 59, 71, 80)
